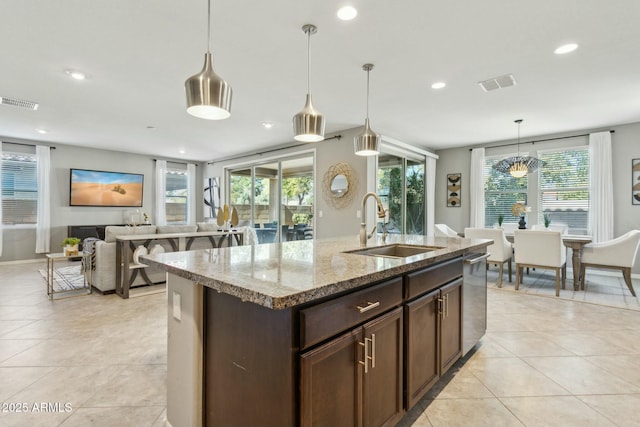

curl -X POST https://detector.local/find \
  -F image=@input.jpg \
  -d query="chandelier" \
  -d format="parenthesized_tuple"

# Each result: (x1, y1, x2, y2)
(492, 119, 544, 178)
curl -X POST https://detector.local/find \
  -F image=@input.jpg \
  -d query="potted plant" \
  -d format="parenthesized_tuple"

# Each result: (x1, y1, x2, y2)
(62, 237, 81, 256)
(544, 213, 552, 228)
(497, 214, 504, 228)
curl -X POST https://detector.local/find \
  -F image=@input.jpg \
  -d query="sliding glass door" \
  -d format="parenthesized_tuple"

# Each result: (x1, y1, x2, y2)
(377, 152, 425, 235)
(228, 153, 314, 243)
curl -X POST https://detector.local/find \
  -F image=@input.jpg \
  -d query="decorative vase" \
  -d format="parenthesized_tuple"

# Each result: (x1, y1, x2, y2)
(64, 244, 79, 256)
(518, 215, 527, 229)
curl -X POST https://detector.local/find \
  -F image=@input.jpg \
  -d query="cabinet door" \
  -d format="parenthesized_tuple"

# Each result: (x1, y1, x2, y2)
(300, 329, 363, 427)
(362, 307, 404, 427)
(439, 278, 463, 375)
(404, 288, 440, 409)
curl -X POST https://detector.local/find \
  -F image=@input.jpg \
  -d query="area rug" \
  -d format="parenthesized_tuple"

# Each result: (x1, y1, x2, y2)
(39, 265, 86, 292)
(486, 266, 640, 311)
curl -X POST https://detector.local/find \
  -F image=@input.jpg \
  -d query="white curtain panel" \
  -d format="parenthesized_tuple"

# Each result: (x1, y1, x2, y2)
(155, 160, 167, 226)
(0, 144, 3, 256)
(588, 131, 614, 243)
(426, 156, 436, 236)
(35, 146, 51, 253)
(187, 163, 196, 225)
(469, 148, 485, 228)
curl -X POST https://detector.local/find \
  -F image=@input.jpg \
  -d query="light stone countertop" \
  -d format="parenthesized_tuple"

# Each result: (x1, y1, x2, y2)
(142, 234, 491, 310)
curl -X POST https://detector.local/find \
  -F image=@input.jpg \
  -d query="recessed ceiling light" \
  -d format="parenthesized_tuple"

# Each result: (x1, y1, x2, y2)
(65, 69, 86, 80)
(146, 126, 157, 130)
(179, 149, 186, 154)
(262, 121, 274, 129)
(431, 82, 446, 90)
(554, 43, 578, 55)
(337, 6, 358, 21)
(36, 128, 48, 134)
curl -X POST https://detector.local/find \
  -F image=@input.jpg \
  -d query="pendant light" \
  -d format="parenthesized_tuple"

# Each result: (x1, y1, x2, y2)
(354, 63, 380, 156)
(185, 0, 232, 120)
(492, 119, 544, 178)
(293, 24, 325, 142)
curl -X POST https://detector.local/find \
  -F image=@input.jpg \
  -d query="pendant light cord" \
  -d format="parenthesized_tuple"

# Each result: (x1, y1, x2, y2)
(515, 119, 522, 156)
(366, 68, 370, 119)
(306, 29, 311, 95)
(207, 0, 211, 54)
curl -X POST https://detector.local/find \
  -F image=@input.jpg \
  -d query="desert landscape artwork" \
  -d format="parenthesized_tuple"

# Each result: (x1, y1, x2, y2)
(70, 169, 143, 207)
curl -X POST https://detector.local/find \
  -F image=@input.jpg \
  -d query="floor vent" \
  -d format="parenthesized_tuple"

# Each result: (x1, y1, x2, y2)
(0, 96, 39, 110)
(478, 74, 516, 92)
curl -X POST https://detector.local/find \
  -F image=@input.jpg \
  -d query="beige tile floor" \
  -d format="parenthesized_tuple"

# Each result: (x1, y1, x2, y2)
(1, 261, 639, 427)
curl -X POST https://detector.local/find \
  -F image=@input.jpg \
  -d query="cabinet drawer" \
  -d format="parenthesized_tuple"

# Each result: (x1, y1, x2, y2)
(405, 257, 462, 300)
(300, 277, 403, 350)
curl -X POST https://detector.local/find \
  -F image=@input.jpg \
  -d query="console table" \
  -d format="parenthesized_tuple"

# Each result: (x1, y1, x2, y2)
(115, 230, 244, 299)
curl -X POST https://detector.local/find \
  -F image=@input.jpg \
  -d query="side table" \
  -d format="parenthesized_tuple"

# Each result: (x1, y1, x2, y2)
(45, 252, 92, 300)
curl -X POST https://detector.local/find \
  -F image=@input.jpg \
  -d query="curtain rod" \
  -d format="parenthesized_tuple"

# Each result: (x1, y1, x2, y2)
(152, 159, 197, 166)
(469, 130, 614, 151)
(2, 141, 56, 149)
(208, 134, 343, 165)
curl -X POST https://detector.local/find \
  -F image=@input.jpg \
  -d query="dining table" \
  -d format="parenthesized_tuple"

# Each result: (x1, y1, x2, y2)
(505, 233, 592, 291)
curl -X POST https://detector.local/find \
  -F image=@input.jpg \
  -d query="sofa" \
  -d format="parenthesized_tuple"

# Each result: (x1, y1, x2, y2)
(89, 223, 239, 293)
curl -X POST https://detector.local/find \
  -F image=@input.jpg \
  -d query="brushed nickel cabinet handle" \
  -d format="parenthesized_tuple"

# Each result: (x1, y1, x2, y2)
(357, 301, 380, 313)
(370, 333, 376, 369)
(358, 340, 368, 373)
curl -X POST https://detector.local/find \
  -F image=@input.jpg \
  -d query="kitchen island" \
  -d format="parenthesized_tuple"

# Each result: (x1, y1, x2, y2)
(143, 234, 491, 427)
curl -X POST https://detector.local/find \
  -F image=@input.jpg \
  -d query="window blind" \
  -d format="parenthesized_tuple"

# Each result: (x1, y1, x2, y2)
(538, 147, 589, 234)
(165, 169, 187, 224)
(1, 152, 38, 225)
(483, 154, 528, 227)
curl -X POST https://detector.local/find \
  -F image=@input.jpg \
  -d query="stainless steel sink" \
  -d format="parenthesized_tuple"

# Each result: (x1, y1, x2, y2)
(346, 244, 444, 259)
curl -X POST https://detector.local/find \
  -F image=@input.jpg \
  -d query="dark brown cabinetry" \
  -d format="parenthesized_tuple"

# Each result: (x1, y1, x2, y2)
(202, 255, 476, 427)
(301, 307, 403, 427)
(404, 271, 463, 409)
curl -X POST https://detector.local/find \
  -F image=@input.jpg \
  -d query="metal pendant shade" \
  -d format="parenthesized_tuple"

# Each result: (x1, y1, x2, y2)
(185, 0, 232, 120)
(492, 119, 544, 178)
(293, 24, 325, 142)
(354, 64, 380, 156)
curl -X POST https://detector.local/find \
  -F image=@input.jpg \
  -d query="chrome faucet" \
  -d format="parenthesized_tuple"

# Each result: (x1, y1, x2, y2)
(360, 192, 387, 245)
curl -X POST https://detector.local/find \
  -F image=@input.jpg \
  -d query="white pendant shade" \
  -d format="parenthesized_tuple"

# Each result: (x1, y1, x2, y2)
(185, 52, 232, 120)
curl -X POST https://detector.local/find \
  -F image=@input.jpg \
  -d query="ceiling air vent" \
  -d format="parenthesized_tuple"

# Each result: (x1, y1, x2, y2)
(0, 96, 39, 110)
(478, 74, 516, 92)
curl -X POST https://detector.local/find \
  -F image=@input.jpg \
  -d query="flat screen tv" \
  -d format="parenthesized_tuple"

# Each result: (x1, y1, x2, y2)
(70, 168, 144, 207)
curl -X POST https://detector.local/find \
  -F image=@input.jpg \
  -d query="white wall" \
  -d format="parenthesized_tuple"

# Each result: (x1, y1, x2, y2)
(0, 137, 203, 262)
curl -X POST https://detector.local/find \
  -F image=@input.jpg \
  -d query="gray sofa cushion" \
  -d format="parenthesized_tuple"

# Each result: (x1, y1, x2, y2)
(105, 225, 157, 243)
(197, 222, 218, 231)
(156, 225, 198, 234)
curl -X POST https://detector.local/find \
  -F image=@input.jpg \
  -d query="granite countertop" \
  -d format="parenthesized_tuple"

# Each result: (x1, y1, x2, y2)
(142, 234, 491, 310)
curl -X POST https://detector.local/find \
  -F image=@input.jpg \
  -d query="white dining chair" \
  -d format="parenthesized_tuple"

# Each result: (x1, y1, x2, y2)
(513, 230, 566, 296)
(465, 227, 513, 287)
(579, 230, 640, 296)
(434, 224, 460, 238)
(531, 223, 569, 234)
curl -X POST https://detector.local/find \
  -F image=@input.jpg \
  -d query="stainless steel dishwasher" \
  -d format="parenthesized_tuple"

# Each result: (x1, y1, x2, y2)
(462, 251, 489, 356)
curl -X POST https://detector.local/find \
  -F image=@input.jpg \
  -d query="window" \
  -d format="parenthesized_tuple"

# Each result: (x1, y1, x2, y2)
(484, 154, 528, 227)
(377, 153, 425, 234)
(538, 147, 589, 234)
(228, 153, 314, 243)
(165, 168, 187, 224)
(1, 152, 38, 225)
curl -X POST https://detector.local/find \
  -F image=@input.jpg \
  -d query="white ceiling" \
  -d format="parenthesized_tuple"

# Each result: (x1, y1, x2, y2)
(2, 0, 640, 161)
